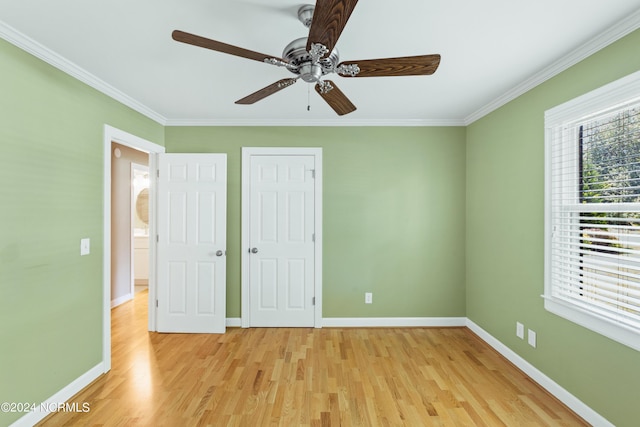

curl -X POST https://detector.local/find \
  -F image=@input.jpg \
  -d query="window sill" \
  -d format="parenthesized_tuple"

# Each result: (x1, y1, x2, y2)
(542, 296, 640, 352)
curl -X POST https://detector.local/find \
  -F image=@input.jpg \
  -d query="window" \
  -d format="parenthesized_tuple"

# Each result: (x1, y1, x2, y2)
(545, 70, 640, 351)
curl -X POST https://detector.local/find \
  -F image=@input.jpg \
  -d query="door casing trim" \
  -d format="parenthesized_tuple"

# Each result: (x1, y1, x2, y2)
(241, 147, 323, 328)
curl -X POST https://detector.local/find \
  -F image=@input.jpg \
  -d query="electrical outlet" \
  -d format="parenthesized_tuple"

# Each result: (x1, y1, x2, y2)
(516, 322, 524, 339)
(365, 292, 372, 304)
(528, 329, 537, 348)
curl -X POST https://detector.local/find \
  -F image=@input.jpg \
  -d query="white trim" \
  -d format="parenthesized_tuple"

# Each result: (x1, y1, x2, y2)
(106, 125, 166, 154)
(465, 320, 614, 427)
(543, 298, 640, 352)
(241, 150, 251, 329)
(146, 153, 160, 333)
(241, 147, 323, 328)
(545, 69, 640, 126)
(165, 118, 465, 127)
(110, 293, 133, 309)
(322, 317, 467, 328)
(226, 318, 242, 327)
(103, 125, 165, 372)
(9, 363, 104, 427)
(465, 8, 640, 125)
(0, 20, 167, 125)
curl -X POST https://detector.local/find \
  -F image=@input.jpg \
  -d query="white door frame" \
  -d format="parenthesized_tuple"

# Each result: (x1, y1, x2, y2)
(241, 147, 323, 328)
(103, 125, 164, 371)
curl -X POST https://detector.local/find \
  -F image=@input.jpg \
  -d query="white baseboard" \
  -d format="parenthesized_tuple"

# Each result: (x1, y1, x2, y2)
(465, 319, 613, 427)
(110, 293, 133, 308)
(322, 317, 467, 327)
(226, 317, 241, 327)
(10, 363, 104, 427)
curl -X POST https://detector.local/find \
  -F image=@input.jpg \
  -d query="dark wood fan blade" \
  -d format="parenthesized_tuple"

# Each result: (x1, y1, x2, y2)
(172, 30, 286, 64)
(315, 80, 356, 116)
(235, 79, 298, 104)
(306, 0, 359, 56)
(338, 55, 441, 77)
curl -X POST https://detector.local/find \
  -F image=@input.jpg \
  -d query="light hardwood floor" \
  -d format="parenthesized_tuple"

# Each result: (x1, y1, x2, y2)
(38, 291, 587, 426)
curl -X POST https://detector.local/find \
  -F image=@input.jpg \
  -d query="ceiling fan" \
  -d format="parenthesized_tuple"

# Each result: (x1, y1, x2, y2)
(172, 0, 441, 116)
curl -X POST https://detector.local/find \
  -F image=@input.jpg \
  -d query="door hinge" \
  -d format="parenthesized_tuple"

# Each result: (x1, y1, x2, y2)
(157, 169, 159, 178)
(156, 235, 159, 243)
(312, 297, 315, 305)
(308, 169, 315, 179)
(156, 300, 158, 308)
(312, 233, 315, 242)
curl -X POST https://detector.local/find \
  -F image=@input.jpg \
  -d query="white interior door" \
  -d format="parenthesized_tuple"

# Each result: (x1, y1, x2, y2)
(156, 153, 227, 333)
(248, 154, 317, 327)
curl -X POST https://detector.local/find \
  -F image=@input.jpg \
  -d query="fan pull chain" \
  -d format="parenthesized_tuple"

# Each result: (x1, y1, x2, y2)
(307, 84, 311, 111)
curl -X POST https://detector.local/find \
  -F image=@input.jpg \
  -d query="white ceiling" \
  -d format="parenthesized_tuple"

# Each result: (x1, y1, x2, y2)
(1, 0, 640, 126)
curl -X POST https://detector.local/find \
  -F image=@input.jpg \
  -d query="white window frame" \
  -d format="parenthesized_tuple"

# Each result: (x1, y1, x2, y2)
(544, 70, 640, 352)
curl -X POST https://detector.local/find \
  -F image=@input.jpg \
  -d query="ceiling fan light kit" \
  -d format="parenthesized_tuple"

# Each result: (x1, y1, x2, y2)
(172, 1, 441, 116)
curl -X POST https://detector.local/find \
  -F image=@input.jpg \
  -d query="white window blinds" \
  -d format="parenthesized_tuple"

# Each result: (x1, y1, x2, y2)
(545, 70, 640, 351)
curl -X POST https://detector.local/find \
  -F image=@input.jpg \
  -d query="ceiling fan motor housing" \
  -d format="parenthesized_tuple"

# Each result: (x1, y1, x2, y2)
(282, 37, 339, 83)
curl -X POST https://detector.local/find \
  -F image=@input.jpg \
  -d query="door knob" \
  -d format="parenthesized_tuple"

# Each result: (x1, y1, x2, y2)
(250, 247, 259, 254)
(216, 250, 224, 257)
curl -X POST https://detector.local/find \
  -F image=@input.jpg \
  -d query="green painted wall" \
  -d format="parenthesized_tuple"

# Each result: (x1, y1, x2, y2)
(466, 29, 640, 426)
(0, 39, 164, 426)
(165, 126, 467, 319)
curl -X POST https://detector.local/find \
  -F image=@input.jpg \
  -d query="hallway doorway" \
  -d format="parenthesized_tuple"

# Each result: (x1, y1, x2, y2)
(102, 125, 165, 371)
(111, 143, 149, 308)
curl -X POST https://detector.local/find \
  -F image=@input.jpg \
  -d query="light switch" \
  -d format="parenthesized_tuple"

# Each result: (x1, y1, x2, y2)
(80, 238, 90, 256)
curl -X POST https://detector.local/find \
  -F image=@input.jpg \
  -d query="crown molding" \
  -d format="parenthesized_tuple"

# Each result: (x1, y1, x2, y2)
(164, 118, 466, 127)
(0, 20, 167, 125)
(464, 8, 640, 126)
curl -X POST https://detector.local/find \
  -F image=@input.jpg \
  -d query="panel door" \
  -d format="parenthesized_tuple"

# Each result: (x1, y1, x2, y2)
(157, 153, 227, 333)
(249, 155, 316, 326)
